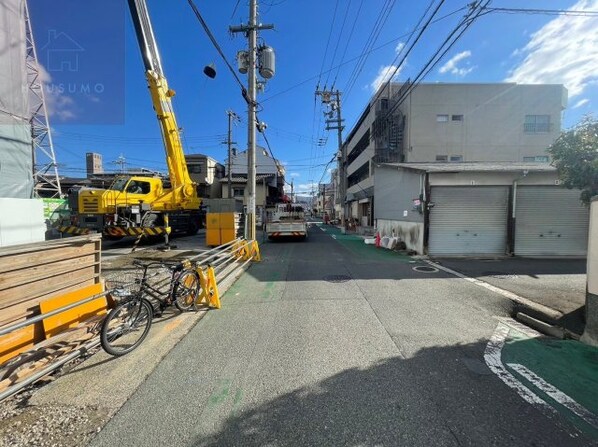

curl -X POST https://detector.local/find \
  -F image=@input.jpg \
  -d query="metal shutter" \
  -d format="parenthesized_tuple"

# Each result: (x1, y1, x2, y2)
(429, 186, 508, 256)
(515, 186, 589, 256)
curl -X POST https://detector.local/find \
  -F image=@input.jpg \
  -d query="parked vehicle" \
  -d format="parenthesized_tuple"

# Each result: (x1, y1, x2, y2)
(266, 203, 308, 240)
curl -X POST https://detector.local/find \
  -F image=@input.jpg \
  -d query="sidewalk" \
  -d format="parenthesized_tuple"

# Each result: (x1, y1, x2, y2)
(432, 258, 587, 335)
(497, 319, 598, 439)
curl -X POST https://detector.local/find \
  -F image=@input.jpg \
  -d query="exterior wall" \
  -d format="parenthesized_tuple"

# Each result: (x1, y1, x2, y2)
(374, 166, 425, 253)
(377, 219, 424, 254)
(400, 83, 566, 163)
(0, 198, 45, 247)
(428, 171, 559, 187)
(347, 176, 374, 196)
(582, 198, 598, 346)
(374, 166, 424, 223)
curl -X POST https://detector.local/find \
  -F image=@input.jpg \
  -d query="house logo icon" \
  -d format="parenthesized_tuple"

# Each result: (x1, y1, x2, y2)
(41, 29, 85, 72)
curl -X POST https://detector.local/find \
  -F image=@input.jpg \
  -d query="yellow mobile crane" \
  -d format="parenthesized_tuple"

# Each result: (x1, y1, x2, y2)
(64, 0, 200, 239)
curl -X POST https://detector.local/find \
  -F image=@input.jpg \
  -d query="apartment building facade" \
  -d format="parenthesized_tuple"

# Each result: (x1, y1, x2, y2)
(342, 82, 567, 227)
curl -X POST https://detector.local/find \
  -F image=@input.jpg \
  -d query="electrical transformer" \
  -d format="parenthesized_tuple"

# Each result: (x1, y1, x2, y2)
(258, 46, 275, 79)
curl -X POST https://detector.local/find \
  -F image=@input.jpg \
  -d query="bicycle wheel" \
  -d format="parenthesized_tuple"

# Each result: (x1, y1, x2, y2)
(100, 298, 153, 356)
(173, 270, 201, 312)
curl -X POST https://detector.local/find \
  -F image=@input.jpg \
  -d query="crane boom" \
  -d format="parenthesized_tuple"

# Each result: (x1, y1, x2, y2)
(126, 0, 194, 193)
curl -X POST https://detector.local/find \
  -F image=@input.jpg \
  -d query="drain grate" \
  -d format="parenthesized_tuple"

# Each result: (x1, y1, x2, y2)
(323, 274, 352, 283)
(412, 265, 439, 273)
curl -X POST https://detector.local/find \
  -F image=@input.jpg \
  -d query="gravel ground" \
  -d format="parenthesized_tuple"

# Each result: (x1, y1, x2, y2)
(0, 347, 110, 447)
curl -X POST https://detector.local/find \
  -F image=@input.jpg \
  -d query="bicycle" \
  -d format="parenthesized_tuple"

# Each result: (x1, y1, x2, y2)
(100, 260, 200, 356)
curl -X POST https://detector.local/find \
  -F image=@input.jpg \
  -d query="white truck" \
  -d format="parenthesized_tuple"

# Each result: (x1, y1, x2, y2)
(266, 203, 308, 240)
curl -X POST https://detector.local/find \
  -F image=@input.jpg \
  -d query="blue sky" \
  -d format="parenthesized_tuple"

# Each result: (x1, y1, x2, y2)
(29, 0, 598, 195)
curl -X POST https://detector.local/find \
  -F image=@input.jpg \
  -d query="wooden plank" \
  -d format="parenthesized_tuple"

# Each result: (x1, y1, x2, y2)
(0, 279, 96, 327)
(0, 234, 101, 258)
(0, 256, 98, 291)
(0, 322, 45, 364)
(0, 267, 99, 310)
(0, 243, 97, 275)
(40, 283, 106, 338)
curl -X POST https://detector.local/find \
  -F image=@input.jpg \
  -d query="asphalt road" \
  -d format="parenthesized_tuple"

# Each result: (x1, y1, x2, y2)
(91, 225, 595, 446)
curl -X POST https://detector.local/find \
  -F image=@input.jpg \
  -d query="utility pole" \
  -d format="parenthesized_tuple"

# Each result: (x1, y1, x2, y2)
(225, 110, 238, 199)
(230, 0, 274, 241)
(317, 89, 345, 227)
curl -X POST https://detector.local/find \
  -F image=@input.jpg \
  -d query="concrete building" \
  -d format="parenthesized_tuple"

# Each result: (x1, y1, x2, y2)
(86, 153, 103, 175)
(374, 162, 589, 256)
(185, 154, 225, 199)
(342, 82, 567, 227)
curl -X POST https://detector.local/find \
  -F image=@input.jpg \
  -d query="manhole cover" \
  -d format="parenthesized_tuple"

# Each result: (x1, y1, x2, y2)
(412, 266, 439, 273)
(323, 274, 352, 283)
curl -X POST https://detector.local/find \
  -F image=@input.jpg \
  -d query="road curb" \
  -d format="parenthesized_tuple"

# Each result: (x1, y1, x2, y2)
(425, 259, 565, 322)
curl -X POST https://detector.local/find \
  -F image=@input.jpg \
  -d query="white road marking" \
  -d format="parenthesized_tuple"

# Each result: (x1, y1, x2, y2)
(484, 323, 554, 411)
(507, 363, 598, 429)
(332, 235, 337, 239)
(495, 316, 543, 338)
(425, 260, 563, 320)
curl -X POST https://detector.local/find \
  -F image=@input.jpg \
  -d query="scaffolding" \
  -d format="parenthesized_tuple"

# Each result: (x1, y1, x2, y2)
(24, 0, 62, 198)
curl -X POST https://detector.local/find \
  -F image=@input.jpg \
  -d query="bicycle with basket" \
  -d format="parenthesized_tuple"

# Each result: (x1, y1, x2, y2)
(100, 259, 201, 356)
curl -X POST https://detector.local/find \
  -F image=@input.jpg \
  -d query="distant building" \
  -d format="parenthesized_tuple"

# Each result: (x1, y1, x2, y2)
(220, 146, 284, 210)
(86, 152, 103, 176)
(185, 154, 224, 199)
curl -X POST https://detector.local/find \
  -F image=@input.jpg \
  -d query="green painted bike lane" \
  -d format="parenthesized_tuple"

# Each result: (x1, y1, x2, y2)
(501, 324, 598, 439)
(317, 225, 415, 264)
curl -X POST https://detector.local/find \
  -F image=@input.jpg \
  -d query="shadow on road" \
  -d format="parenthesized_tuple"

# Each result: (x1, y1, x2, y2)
(191, 339, 595, 446)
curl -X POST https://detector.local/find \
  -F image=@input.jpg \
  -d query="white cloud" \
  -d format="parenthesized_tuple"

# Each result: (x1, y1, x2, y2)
(370, 41, 407, 92)
(572, 98, 590, 109)
(439, 50, 474, 76)
(371, 64, 404, 92)
(37, 63, 77, 121)
(505, 0, 598, 98)
(290, 172, 300, 178)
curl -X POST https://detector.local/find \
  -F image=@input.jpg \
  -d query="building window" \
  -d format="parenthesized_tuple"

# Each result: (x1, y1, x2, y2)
(452, 114, 463, 121)
(523, 156, 549, 162)
(436, 114, 449, 122)
(380, 98, 388, 110)
(524, 115, 551, 133)
(436, 155, 448, 162)
(188, 164, 203, 174)
(450, 155, 463, 162)
(233, 187, 245, 197)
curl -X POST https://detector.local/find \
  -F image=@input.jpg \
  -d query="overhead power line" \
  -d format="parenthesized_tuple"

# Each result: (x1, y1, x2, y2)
(186, 0, 249, 103)
(381, 1, 489, 123)
(260, 5, 468, 104)
(480, 7, 598, 17)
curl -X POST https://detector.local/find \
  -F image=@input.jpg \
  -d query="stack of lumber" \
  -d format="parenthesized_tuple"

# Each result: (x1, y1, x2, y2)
(0, 315, 103, 393)
(0, 235, 106, 392)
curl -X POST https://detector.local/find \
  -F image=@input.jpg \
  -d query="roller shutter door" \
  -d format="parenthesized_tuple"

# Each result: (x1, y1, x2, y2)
(429, 186, 508, 255)
(515, 186, 589, 256)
